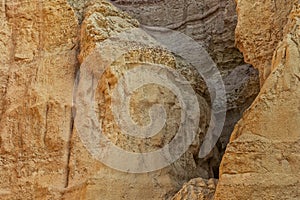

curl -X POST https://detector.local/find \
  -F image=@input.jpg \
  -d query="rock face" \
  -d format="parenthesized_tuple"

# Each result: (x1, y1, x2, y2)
(0, 0, 223, 199)
(0, 0, 292, 199)
(215, 3, 300, 199)
(112, 0, 260, 178)
(112, 0, 244, 75)
(0, 0, 78, 199)
(171, 178, 217, 200)
(65, 1, 215, 199)
(235, 0, 298, 85)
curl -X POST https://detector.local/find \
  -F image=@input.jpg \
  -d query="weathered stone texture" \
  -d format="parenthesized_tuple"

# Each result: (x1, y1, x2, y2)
(0, 0, 78, 199)
(65, 1, 214, 199)
(215, 3, 300, 199)
(112, 0, 260, 179)
(112, 0, 244, 75)
(235, 0, 298, 85)
(171, 178, 217, 200)
(0, 0, 269, 199)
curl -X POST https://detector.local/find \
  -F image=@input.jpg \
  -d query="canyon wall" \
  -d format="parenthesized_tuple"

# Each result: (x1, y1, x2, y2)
(1, 0, 299, 199)
(215, 1, 300, 199)
(0, 0, 219, 199)
(65, 1, 212, 199)
(0, 0, 78, 199)
(112, 0, 260, 179)
(235, 0, 297, 85)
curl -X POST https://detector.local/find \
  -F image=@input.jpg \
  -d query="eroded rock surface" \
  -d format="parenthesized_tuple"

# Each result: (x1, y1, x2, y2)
(171, 178, 217, 200)
(235, 0, 298, 85)
(112, 0, 260, 179)
(0, 0, 265, 199)
(215, 3, 300, 199)
(65, 1, 215, 199)
(112, 0, 244, 75)
(0, 0, 78, 199)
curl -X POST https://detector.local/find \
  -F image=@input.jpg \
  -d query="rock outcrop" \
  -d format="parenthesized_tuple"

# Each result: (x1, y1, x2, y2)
(215, 2, 300, 199)
(65, 1, 214, 199)
(235, 0, 298, 85)
(3, 0, 290, 199)
(0, 0, 223, 199)
(112, 0, 260, 179)
(171, 178, 217, 200)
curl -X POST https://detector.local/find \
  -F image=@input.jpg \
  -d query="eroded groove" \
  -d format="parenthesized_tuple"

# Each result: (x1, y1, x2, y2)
(167, 5, 220, 30)
(43, 103, 49, 147)
(65, 111, 74, 188)
(64, 56, 81, 189)
(63, 0, 84, 189)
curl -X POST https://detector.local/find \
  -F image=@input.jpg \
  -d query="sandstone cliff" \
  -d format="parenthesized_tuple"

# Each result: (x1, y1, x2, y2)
(0, 0, 298, 199)
(113, 0, 260, 179)
(215, 2, 300, 199)
(0, 0, 78, 199)
(65, 1, 214, 199)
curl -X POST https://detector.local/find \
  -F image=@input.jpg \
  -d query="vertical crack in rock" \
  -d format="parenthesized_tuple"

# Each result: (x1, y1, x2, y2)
(64, 55, 81, 189)
(64, 0, 84, 189)
(4, 0, 8, 20)
(65, 105, 74, 188)
(43, 103, 49, 147)
(59, 0, 89, 190)
(67, 0, 87, 24)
